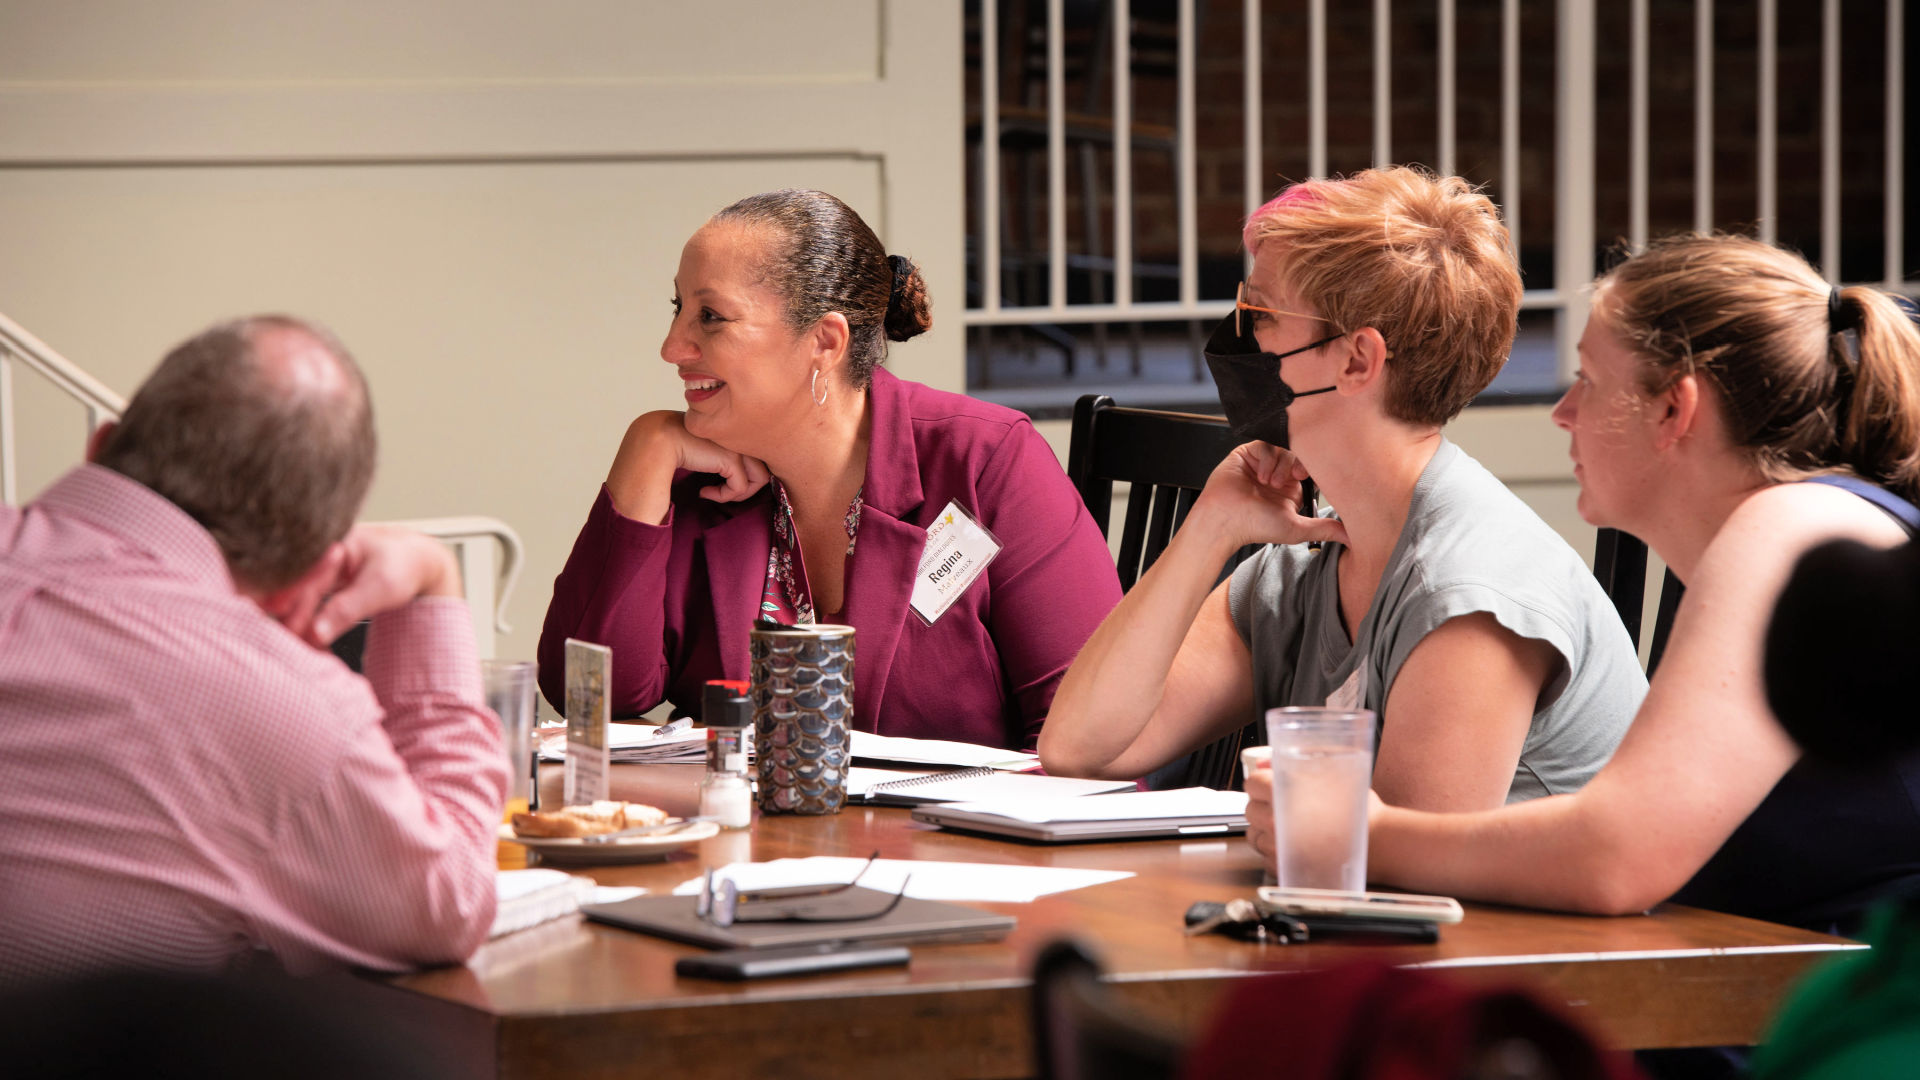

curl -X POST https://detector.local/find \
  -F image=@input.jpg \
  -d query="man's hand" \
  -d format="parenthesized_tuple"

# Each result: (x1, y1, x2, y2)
(278, 525, 463, 647)
(1189, 442, 1350, 551)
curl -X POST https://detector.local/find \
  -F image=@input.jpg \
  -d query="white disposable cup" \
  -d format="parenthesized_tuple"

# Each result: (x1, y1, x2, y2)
(1259, 707, 1377, 894)
(482, 659, 538, 809)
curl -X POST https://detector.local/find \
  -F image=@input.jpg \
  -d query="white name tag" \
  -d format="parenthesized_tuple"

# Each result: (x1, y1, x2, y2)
(1325, 664, 1367, 712)
(909, 500, 1002, 625)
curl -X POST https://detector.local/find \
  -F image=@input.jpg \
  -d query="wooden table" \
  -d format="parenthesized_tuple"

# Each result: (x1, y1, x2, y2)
(365, 766, 1863, 1080)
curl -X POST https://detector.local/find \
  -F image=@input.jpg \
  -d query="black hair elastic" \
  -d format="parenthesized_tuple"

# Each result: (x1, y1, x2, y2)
(1829, 285, 1861, 335)
(1827, 287, 1861, 433)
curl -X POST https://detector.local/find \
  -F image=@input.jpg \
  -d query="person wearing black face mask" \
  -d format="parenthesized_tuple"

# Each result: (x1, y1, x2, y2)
(1039, 168, 1645, 838)
(1201, 283, 1341, 448)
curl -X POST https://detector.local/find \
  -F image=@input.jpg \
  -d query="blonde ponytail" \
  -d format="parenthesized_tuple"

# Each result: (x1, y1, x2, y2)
(1837, 287, 1920, 502)
(1595, 234, 1920, 505)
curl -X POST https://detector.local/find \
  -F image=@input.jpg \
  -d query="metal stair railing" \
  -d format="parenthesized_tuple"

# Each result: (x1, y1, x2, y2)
(0, 310, 126, 506)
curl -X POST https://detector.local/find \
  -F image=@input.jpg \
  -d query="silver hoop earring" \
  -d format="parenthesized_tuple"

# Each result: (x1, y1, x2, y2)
(811, 369, 828, 406)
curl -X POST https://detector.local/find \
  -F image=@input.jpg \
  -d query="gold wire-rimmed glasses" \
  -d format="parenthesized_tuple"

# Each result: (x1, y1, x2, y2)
(696, 851, 912, 928)
(1234, 282, 1394, 359)
(1234, 281, 1331, 340)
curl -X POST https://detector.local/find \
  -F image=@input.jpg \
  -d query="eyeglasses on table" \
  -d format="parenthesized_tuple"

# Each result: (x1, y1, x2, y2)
(695, 851, 913, 928)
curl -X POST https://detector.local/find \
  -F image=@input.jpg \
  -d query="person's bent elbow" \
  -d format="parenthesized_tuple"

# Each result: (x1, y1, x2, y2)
(360, 864, 497, 971)
(1037, 733, 1134, 781)
(1559, 831, 1695, 917)
(1035, 728, 1091, 778)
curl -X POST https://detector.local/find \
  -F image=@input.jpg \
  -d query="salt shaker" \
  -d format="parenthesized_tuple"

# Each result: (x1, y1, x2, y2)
(699, 679, 753, 829)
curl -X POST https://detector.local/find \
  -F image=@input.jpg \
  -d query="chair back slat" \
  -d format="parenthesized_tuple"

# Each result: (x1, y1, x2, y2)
(1141, 485, 1179, 577)
(1648, 566, 1684, 676)
(1171, 486, 1200, 534)
(1589, 526, 1684, 676)
(1115, 491, 1152, 591)
(1592, 527, 1647, 649)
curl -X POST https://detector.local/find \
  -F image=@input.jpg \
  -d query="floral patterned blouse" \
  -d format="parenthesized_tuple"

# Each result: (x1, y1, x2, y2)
(759, 480, 863, 626)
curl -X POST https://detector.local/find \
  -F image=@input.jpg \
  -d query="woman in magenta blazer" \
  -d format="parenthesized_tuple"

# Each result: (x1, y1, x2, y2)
(539, 190, 1121, 750)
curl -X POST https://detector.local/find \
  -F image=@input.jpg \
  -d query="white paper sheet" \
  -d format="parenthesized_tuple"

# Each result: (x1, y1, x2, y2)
(937, 788, 1249, 825)
(854, 770, 1136, 805)
(540, 723, 712, 764)
(541, 727, 1028, 770)
(849, 731, 1039, 770)
(491, 869, 598, 938)
(496, 868, 575, 903)
(672, 857, 1132, 904)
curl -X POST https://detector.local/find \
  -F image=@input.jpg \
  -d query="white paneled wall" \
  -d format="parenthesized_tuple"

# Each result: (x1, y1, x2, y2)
(0, 3, 964, 664)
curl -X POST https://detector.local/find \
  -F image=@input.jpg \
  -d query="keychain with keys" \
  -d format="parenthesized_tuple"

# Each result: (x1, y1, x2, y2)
(1183, 899, 1307, 943)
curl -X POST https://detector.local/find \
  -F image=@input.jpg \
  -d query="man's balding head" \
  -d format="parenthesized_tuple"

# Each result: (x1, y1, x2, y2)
(94, 315, 377, 592)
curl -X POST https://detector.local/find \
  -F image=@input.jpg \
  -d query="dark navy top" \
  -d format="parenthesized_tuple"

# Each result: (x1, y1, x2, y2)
(1669, 476, 1920, 936)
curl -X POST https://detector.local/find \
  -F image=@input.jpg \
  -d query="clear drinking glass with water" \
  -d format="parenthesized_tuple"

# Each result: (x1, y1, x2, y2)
(1261, 707, 1377, 894)
(482, 659, 539, 819)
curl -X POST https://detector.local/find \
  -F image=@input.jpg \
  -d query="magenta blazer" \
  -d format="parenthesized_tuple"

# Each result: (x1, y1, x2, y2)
(538, 368, 1122, 750)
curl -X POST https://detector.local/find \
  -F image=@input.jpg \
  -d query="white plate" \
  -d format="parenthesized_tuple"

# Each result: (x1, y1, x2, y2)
(498, 821, 720, 866)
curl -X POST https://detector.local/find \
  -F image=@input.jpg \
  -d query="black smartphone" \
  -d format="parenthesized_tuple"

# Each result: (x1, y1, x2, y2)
(673, 941, 912, 981)
(1296, 915, 1440, 944)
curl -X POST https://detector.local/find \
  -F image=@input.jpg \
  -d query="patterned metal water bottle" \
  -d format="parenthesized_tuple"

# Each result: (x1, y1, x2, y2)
(749, 623, 854, 814)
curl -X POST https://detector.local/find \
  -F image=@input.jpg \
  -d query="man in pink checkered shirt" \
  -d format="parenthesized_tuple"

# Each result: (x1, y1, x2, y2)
(0, 315, 507, 984)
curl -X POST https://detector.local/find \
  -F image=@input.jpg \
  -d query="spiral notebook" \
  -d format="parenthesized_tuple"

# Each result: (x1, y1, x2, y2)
(846, 766, 1135, 807)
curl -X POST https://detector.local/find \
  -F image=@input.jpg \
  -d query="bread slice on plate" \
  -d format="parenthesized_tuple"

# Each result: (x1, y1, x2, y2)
(511, 800, 669, 839)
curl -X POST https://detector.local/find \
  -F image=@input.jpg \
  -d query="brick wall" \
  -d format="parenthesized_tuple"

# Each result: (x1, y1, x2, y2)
(968, 0, 1914, 307)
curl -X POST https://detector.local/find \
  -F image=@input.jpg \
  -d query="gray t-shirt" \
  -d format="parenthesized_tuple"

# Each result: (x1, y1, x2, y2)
(1227, 439, 1644, 802)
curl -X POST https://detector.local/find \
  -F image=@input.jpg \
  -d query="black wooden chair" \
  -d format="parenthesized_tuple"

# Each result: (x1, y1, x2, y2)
(1065, 394, 1267, 790)
(1066, 394, 1256, 590)
(1592, 527, 1683, 675)
(1031, 939, 1181, 1080)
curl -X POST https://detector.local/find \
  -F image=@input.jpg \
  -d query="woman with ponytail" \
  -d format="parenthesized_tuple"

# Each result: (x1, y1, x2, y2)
(540, 190, 1119, 748)
(1358, 234, 1920, 936)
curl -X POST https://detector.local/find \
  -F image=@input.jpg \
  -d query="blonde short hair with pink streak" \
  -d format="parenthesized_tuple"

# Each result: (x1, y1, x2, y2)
(1243, 166, 1522, 427)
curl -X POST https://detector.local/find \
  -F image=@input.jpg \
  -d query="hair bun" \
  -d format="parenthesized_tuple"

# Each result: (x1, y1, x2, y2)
(884, 254, 933, 342)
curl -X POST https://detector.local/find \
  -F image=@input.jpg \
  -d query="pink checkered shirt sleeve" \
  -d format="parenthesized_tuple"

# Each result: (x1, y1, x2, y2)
(245, 598, 508, 972)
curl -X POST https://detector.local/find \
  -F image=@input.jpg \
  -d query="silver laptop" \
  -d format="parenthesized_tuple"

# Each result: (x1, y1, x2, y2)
(910, 803, 1247, 843)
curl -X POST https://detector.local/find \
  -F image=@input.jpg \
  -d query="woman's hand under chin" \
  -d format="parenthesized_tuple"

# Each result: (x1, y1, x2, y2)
(607, 411, 771, 523)
(1189, 442, 1351, 551)
(660, 413, 771, 503)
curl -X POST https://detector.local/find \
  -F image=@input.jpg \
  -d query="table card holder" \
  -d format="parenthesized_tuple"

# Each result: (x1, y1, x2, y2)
(563, 638, 612, 806)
